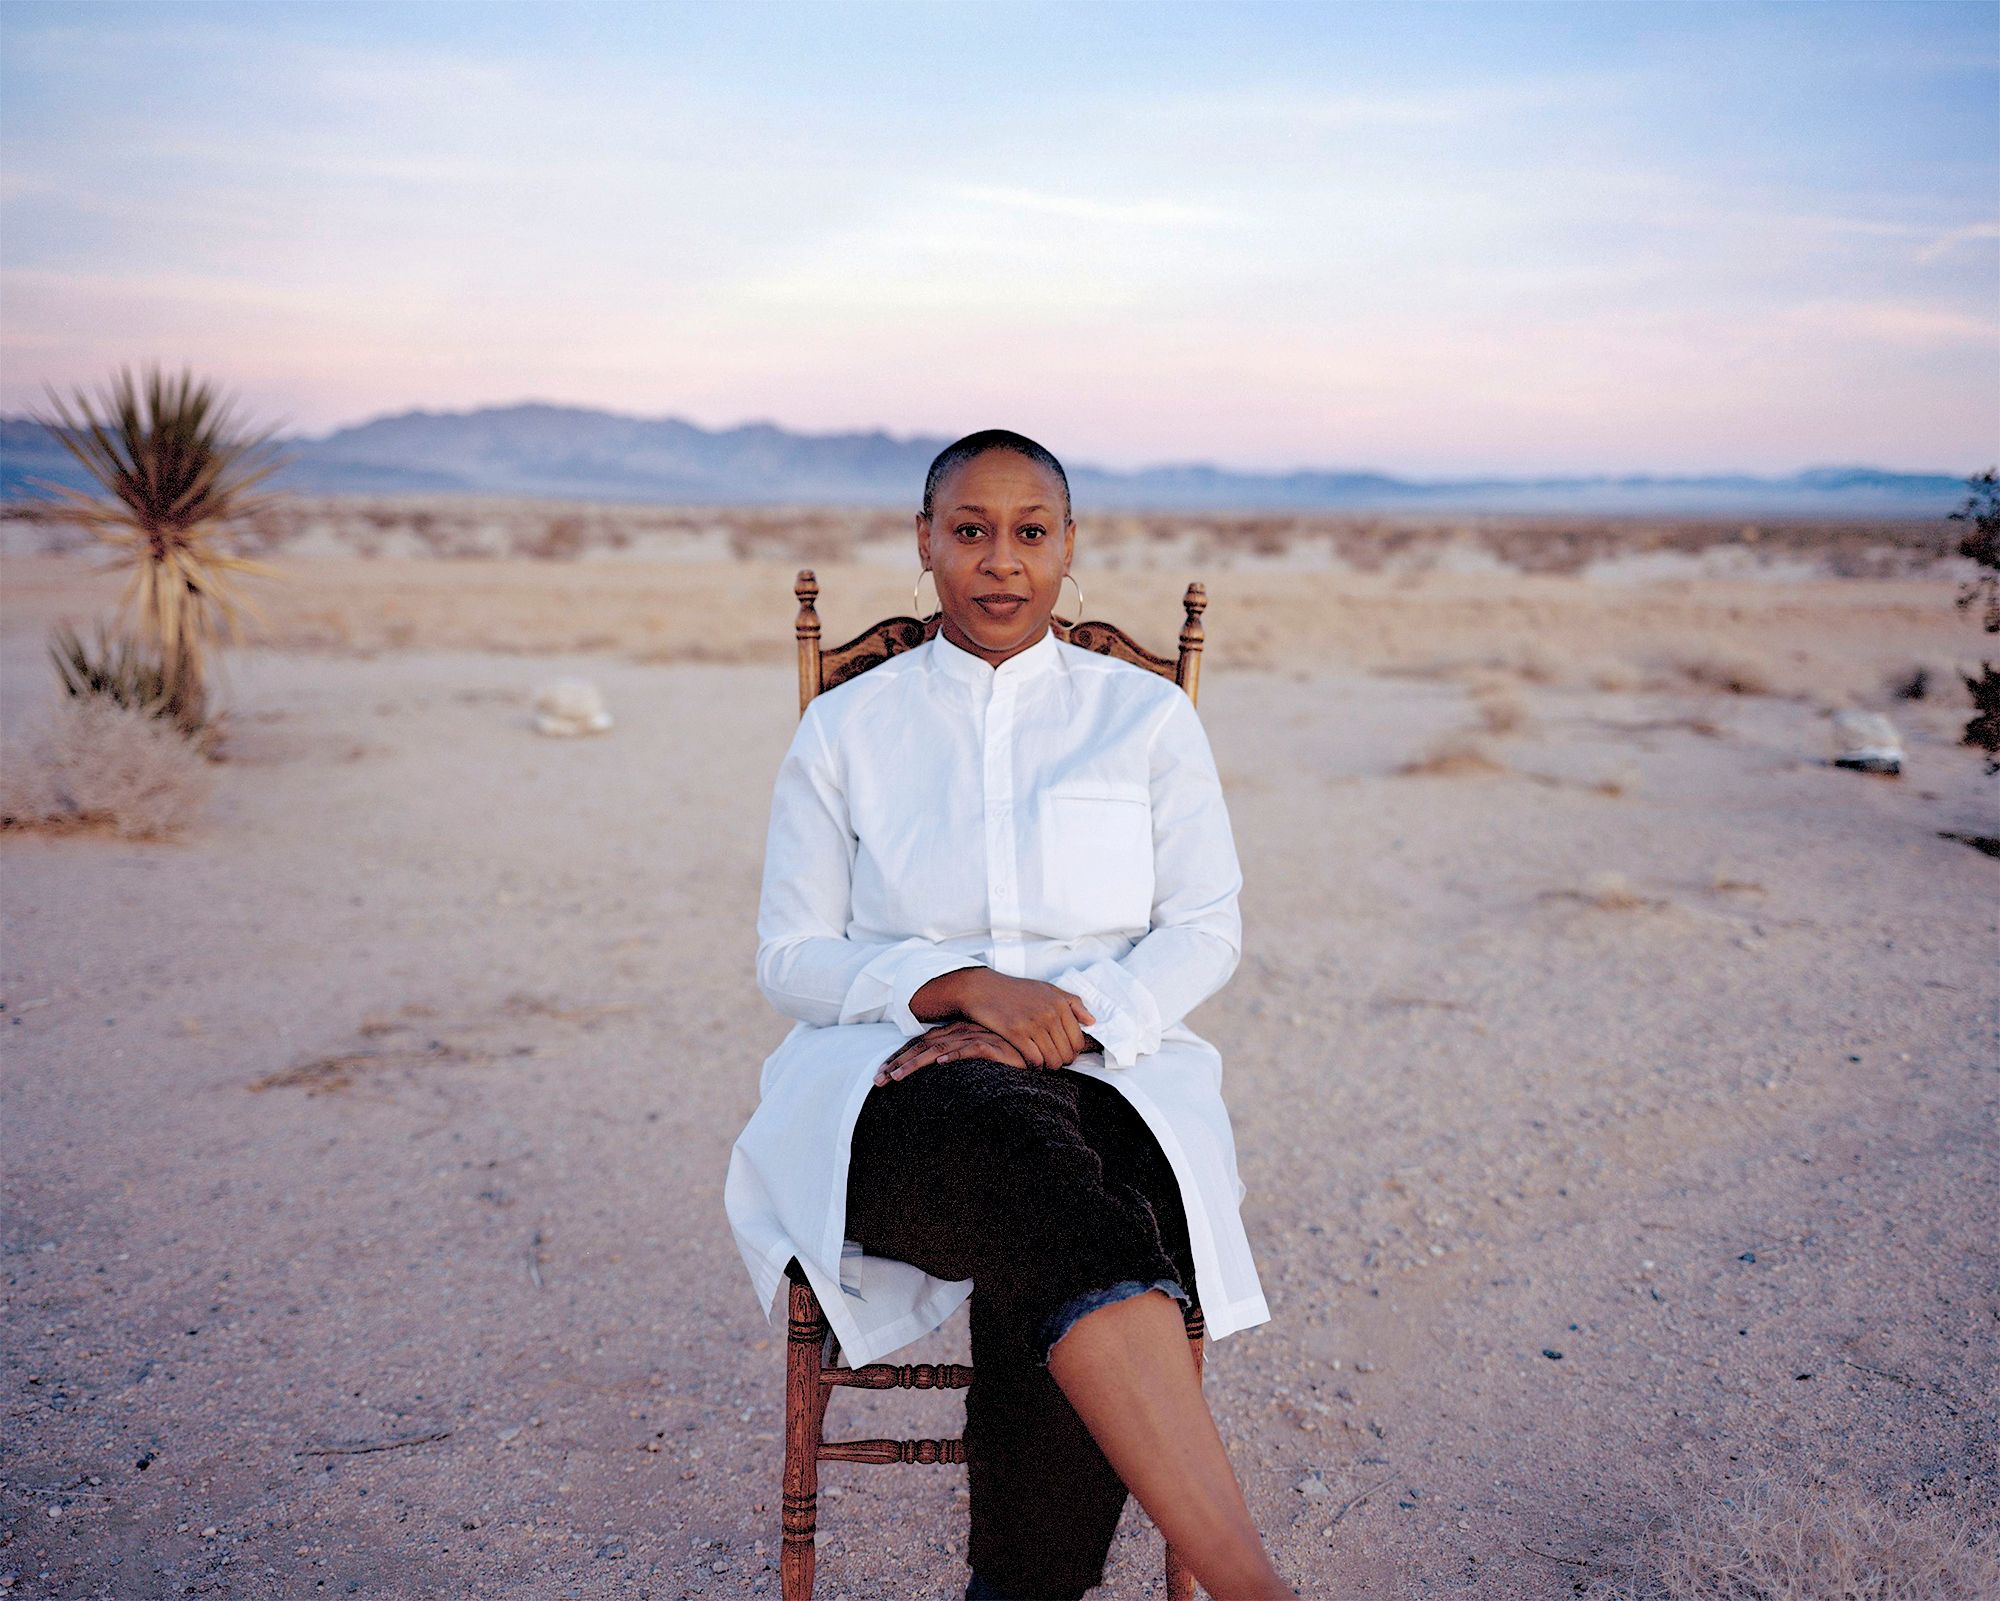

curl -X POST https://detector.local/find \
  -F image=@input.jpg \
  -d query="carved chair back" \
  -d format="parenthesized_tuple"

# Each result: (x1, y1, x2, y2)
(793, 569, 1208, 715)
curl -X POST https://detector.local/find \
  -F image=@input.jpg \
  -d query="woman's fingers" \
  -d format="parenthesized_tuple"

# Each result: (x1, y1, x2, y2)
(1059, 1009, 1087, 1059)
(874, 1021, 1009, 1084)
(874, 1037, 954, 1085)
(1067, 995, 1096, 1027)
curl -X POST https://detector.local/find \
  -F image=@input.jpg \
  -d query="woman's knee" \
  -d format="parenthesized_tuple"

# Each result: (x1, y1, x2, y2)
(881, 1058, 1087, 1163)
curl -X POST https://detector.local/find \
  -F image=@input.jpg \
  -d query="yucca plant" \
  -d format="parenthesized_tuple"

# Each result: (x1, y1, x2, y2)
(28, 365, 292, 739)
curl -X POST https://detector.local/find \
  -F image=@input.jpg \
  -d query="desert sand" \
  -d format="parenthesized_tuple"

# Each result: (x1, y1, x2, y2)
(2, 514, 1995, 1600)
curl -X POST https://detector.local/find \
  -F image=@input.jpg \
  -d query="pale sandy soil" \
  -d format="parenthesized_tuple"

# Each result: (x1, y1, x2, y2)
(2, 547, 1995, 1601)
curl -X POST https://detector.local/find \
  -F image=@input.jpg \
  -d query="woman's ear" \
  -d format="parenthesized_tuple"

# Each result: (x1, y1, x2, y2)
(915, 511, 932, 568)
(1061, 517, 1076, 572)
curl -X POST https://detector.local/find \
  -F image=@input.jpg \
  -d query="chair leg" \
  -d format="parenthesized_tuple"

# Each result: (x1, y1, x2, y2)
(782, 1271, 832, 1601)
(1161, 1309, 1207, 1601)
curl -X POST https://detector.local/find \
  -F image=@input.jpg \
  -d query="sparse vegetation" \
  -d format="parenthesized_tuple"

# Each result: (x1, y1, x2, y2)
(27, 364, 291, 742)
(0, 695, 216, 839)
(1582, 1470, 1999, 1601)
(1397, 731, 1507, 777)
(1948, 468, 1998, 634)
(46, 618, 225, 758)
(1947, 469, 2000, 772)
(1665, 647, 1774, 696)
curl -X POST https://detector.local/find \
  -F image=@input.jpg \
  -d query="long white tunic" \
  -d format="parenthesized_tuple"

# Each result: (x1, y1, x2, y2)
(723, 625, 1271, 1368)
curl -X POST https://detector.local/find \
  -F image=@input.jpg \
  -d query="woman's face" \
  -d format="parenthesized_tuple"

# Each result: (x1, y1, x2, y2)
(915, 449, 1076, 668)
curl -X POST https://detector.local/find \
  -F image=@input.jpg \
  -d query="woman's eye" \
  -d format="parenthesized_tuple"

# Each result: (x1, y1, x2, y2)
(1019, 525, 1047, 540)
(954, 524, 984, 539)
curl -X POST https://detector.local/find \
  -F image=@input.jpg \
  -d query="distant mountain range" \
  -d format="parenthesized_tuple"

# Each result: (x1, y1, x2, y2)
(0, 403, 1977, 515)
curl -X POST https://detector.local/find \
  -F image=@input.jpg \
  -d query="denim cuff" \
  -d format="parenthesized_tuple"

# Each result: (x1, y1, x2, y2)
(1034, 1276, 1189, 1368)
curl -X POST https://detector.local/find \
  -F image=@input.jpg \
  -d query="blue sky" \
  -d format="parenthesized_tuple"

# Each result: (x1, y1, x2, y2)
(2, 0, 1995, 474)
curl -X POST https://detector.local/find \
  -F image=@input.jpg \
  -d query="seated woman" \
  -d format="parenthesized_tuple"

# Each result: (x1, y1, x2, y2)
(725, 430, 1292, 1600)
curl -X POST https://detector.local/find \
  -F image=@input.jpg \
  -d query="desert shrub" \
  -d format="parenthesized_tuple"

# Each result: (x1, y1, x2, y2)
(1949, 468, 1998, 634)
(48, 618, 215, 749)
(1397, 731, 1506, 777)
(1469, 679, 1531, 734)
(1948, 470, 2000, 771)
(1, 696, 215, 840)
(516, 514, 591, 560)
(1961, 664, 2000, 775)
(1885, 664, 1930, 700)
(1667, 648, 1774, 696)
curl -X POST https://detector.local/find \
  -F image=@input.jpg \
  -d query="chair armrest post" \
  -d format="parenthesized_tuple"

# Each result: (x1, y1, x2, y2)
(1177, 582, 1207, 708)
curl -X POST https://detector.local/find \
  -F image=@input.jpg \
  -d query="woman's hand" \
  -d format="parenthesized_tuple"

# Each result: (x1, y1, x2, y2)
(912, 968, 1096, 1070)
(874, 1022, 1029, 1086)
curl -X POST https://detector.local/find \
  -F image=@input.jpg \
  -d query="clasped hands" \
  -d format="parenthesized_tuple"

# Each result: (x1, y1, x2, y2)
(873, 966, 1101, 1087)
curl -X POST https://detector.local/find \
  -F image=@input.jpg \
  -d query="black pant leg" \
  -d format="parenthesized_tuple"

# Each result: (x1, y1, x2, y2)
(843, 1059, 1190, 1599)
(1071, 1074, 1199, 1312)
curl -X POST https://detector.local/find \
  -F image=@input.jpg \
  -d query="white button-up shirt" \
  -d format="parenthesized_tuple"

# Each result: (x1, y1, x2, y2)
(723, 626, 1271, 1367)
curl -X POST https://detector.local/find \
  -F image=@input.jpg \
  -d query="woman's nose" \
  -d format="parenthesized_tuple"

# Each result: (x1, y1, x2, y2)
(980, 539, 1024, 576)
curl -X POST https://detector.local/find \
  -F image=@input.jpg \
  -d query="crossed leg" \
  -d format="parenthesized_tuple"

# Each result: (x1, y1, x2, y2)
(844, 1059, 1293, 1600)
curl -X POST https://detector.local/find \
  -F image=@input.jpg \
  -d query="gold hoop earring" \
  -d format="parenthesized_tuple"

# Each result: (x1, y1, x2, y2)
(912, 567, 938, 618)
(1056, 571, 1085, 624)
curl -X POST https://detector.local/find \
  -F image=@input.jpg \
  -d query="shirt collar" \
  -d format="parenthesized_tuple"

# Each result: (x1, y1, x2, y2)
(927, 623, 1064, 689)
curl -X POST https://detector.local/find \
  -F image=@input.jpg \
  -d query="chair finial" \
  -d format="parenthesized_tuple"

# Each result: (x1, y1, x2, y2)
(795, 570, 823, 716)
(1178, 581, 1207, 706)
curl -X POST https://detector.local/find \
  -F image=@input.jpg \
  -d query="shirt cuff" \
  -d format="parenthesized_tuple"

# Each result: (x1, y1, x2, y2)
(839, 941, 989, 1036)
(1050, 960, 1163, 1068)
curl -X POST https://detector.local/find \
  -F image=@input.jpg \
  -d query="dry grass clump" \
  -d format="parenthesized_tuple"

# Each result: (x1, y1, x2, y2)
(1589, 659, 1651, 693)
(1592, 761, 1644, 797)
(1577, 868, 1653, 908)
(1469, 678, 1532, 734)
(1582, 1472, 1999, 1601)
(1665, 647, 1775, 696)
(1537, 868, 1667, 909)
(0, 696, 214, 840)
(1506, 639, 1568, 685)
(1397, 731, 1507, 777)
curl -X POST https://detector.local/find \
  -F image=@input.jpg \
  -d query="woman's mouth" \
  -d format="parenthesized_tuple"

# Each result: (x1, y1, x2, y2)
(973, 595, 1029, 618)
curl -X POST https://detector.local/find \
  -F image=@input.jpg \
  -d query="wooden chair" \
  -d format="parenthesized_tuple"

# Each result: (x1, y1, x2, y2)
(778, 570, 1214, 1601)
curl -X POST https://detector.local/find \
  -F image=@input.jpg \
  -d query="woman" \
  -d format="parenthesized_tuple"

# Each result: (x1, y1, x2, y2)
(724, 430, 1293, 1600)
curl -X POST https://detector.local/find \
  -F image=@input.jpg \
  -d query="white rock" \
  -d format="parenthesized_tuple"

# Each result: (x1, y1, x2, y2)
(532, 678, 613, 737)
(1829, 709, 1901, 773)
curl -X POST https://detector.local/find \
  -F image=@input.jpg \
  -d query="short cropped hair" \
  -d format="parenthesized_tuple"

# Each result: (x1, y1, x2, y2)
(921, 429, 1072, 521)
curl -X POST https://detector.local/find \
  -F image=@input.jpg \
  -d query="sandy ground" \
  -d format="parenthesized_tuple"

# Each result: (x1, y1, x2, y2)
(2, 548, 1995, 1601)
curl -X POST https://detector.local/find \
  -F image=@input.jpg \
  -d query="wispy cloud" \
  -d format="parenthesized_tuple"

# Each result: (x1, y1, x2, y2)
(1917, 220, 2000, 263)
(939, 185, 1234, 230)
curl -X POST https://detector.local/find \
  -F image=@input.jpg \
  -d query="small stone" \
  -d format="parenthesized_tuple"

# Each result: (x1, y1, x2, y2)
(1541, 1349, 1563, 1361)
(201, 1527, 217, 1538)
(532, 678, 613, 737)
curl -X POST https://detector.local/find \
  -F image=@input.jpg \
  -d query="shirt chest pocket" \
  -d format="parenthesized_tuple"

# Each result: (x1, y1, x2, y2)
(1037, 781, 1155, 938)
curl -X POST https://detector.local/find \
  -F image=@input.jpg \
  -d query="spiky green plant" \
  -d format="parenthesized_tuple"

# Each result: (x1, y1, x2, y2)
(50, 618, 178, 711)
(27, 365, 292, 728)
